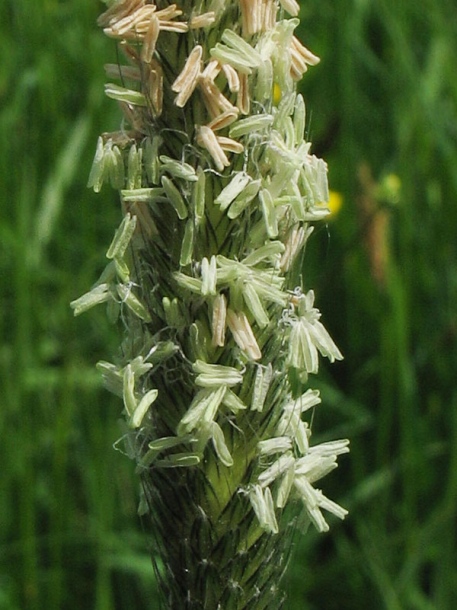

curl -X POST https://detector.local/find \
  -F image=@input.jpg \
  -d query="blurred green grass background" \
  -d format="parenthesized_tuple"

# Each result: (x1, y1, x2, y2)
(1, 1, 456, 608)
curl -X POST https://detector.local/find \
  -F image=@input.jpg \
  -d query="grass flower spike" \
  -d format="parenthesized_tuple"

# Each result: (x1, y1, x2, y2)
(73, 0, 348, 606)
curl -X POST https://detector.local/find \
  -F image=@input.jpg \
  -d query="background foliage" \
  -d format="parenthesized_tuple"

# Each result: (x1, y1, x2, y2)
(1, 0, 456, 608)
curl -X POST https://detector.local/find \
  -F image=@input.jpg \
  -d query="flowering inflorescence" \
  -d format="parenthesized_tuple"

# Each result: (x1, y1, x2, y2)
(74, 1, 348, 592)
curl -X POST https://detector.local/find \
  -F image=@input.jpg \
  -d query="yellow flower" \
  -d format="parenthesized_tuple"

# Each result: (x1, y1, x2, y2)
(327, 190, 343, 217)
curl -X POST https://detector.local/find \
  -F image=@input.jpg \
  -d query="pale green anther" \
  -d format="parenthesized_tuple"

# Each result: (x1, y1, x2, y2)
(210, 29, 262, 74)
(294, 94, 306, 145)
(258, 452, 295, 488)
(248, 485, 268, 531)
(308, 439, 350, 457)
(292, 388, 322, 414)
(140, 437, 197, 468)
(191, 421, 212, 456)
(116, 283, 152, 322)
(129, 388, 158, 429)
(113, 256, 130, 283)
(255, 59, 274, 102)
(161, 176, 188, 219)
(129, 356, 154, 377)
(159, 156, 198, 182)
(192, 167, 206, 223)
(243, 282, 270, 328)
(193, 360, 243, 387)
(180, 219, 194, 267)
(226, 179, 261, 219)
(229, 114, 274, 139)
(106, 213, 137, 260)
(255, 27, 276, 64)
(127, 144, 143, 190)
(271, 18, 300, 88)
(296, 453, 329, 477)
(121, 187, 164, 203)
(163, 297, 186, 328)
(213, 255, 243, 282)
(140, 435, 198, 467)
(268, 163, 297, 199)
(283, 116, 295, 150)
(148, 435, 195, 452)
(274, 93, 297, 130)
(123, 363, 137, 418)
(266, 131, 292, 165)
(276, 464, 295, 508)
(249, 485, 278, 535)
(201, 255, 217, 296)
(211, 292, 227, 347)
(70, 283, 112, 316)
(313, 490, 349, 521)
(293, 476, 330, 533)
(177, 385, 227, 436)
(147, 340, 179, 365)
(316, 157, 330, 202)
(279, 410, 308, 454)
(96, 360, 124, 398)
(264, 487, 279, 533)
(197, 388, 227, 428)
(210, 44, 254, 74)
(114, 145, 125, 188)
(278, 192, 306, 222)
(196, 373, 237, 388)
(296, 140, 312, 159)
(289, 419, 310, 456)
(230, 278, 245, 312)
(143, 136, 162, 185)
(162, 296, 173, 326)
(87, 136, 106, 193)
(222, 388, 247, 412)
(242, 241, 285, 266)
(258, 437, 293, 455)
(304, 455, 338, 483)
(105, 141, 125, 190)
(259, 189, 278, 238)
(154, 453, 201, 468)
(139, 448, 163, 468)
(95, 261, 116, 285)
(299, 166, 315, 207)
(251, 274, 287, 305)
(214, 172, 251, 211)
(104, 83, 148, 106)
(215, 257, 286, 306)
(278, 393, 318, 454)
(303, 207, 331, 222)
(300, 156, 329, 205)
(251, 363, 273, 412)
(288, 321, 316, 374)
(189, 321, 209, 363)
(172, 297, 186, 328)
(210, 421, 234, 467)
(174, 271, 203, 294)
(285, 168, 312, 207)
(295, 455, 338, 482)
(221, 29, 263, 64)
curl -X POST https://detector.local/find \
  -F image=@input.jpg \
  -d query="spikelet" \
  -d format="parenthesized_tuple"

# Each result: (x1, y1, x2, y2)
(77, 1, 349, 607)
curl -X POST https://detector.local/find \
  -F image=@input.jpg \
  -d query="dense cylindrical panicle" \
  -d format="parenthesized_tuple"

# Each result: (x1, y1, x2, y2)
(73, 1, 348, 607)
